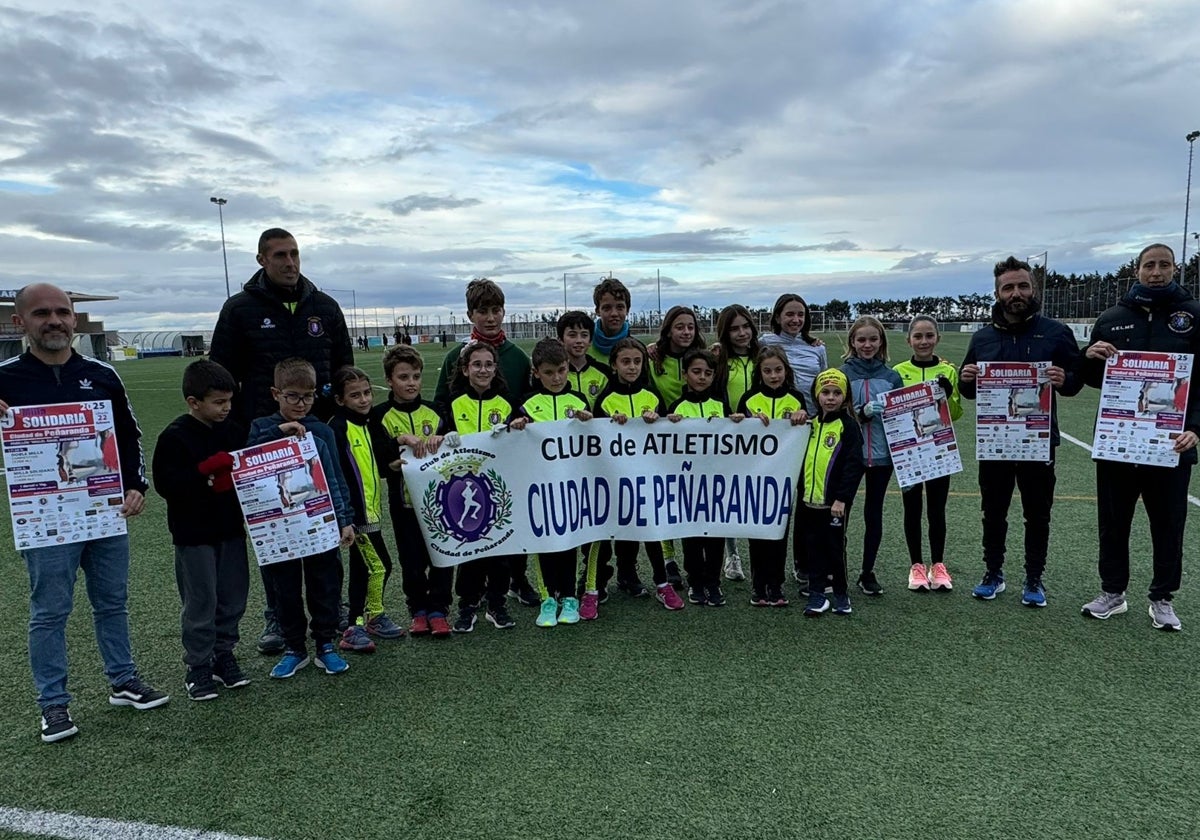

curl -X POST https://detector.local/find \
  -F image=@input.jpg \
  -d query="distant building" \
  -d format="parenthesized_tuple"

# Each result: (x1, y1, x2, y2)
(0, 289, 116, 361)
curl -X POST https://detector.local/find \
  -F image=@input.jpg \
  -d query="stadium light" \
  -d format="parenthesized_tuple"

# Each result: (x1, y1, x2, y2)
(1183, 131, 1200, 288)
(325, 288, 358, 341)
(209, 197, 231, 298)
(1028, 251, 1048, 295)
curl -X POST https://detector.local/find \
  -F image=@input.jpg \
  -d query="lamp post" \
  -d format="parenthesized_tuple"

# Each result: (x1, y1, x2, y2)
(1028, 251, 1048, 298)
(1183, 131, 1200, 289)
(209, 197, 231, 298)
(324, 288, 358, 342)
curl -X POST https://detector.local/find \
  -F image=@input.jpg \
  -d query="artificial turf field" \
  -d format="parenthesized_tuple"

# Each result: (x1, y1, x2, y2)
(1, 330, 1199, 840)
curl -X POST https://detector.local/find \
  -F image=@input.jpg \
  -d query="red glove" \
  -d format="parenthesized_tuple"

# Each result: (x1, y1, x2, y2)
(197, 452, 235, 493)
(210, 472, 234, 493)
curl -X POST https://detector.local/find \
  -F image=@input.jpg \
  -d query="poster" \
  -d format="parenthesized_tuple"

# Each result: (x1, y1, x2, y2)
(1091, 350, 1192, 467)
(975, 361, 1052, 461)
(231, 433, 341, 566)
(880, 381, 962, 489)
(401, 418, 810, 566)
(0, 400, 127, 550)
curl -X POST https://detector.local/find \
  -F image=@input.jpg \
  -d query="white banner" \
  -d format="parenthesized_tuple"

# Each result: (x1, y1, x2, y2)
(401, 418, 809, 566)
(881, 381, 962, 489)
(975, 361, 1053, 461)
(231, 433, 342, 566)
(1092, 350, 1192, 467)
(0, 400, 127, 550)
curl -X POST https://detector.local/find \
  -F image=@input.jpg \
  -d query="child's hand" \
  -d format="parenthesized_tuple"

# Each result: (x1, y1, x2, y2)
(0, 399, 9, 417)
(791, 410, 809, 426)
(755, 411, 770, 427)
(830, 500, 846, 518)
(729, 413, 745, 423)
(119, 489, 145, 518)
(575, 410, 593, 422)
(339, 526, 355, 547)
(279, 421, 306, 438)
(396, 434, 426, 458)
(508, 417, 529, 431)
(610, 413, 629, 425)
(388, 457, 407, 472)
(426, 434, 444, 454)
(646, 344, 661, 362)
(641, 410, 659, 423)
(667, 414, 682, 423)
(960, 363, 979, 383)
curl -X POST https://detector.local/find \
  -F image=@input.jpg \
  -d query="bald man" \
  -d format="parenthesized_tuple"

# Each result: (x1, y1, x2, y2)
(0, 283, 168, 743)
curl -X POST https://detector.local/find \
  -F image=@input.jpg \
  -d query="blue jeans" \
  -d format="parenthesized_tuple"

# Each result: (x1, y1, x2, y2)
(23, 534, 137, 709)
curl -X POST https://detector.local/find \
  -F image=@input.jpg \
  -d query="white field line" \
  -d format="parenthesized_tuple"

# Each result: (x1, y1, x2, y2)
(0, 806, 271, 840)
(1058, 430, 1200, 509)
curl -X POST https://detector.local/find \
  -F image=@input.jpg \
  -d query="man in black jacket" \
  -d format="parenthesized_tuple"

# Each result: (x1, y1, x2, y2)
(959, 256, 1083, 608)
(1080, 243, 1200, 631)
(0, 283, 169, 743)
(209, 228, 354, 654)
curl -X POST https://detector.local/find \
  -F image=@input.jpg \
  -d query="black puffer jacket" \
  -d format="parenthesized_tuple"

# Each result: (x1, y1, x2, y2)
(1085, 283, 1200, 456)
(210, 270, 353, 426)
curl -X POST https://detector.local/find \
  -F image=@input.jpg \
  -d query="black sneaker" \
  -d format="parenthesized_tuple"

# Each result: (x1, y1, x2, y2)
(185, 666, 220, 702)
(617, 577, 649, 598)
(453, 605, 478, 634)
(665, 561, 684, 589)
(40, 704, 78, 743)
(687, 586, 708, 605)
(337, 602, 351, 633)
(597, 586, 610, 605)
(749, 589, 770, 607)
(857, 571, 883, 596)
(486, 604, 516, 629)
(706, 585, 726, 607)
(108, 676, 170, 709)
(257, 617, 285, 656)
(509, 578, 540, 607)
(212, 653, 251, 689)
(767, 585, 790, 607)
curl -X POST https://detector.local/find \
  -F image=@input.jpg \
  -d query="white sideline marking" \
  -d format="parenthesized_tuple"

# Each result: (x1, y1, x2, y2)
(1059, 430, 1200, 509)
(0, 807, 270, 840)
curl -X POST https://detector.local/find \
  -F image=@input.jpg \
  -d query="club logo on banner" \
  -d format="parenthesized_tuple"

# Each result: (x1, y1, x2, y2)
(421, 453, 514, 547)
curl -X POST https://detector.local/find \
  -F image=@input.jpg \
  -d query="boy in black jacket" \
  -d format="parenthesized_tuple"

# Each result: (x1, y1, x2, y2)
(152, 360, 250, 701)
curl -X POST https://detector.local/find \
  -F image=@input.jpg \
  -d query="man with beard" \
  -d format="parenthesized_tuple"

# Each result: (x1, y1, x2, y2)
(0, 284, 168, 743)
(958, 256, 1083, 607)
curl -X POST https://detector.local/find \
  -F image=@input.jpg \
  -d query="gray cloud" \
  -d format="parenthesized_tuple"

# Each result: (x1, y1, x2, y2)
(383, 194, 483, 216)
(581, 229, 858, 255)
(188, 127, 275, 162)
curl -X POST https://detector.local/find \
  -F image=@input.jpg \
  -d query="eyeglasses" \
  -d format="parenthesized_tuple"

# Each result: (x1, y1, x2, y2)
(468, 361, 497, 371)
(281, 391, 317, 405)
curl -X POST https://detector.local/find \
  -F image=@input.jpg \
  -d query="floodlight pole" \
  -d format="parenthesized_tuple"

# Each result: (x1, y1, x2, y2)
(324, 288, 358, 341)
(209, 197, 231, 298)
(1183, 131, 1200, 288)
(1028, 251, 1048, 296)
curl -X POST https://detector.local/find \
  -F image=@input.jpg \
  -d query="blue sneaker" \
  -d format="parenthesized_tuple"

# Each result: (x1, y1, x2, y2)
(558, 597, 581, 624)
(364, 613, 405, 639)
(269, 650, 310, 679)
(804, 591, 830, 616)
(1021, 577, 1047, 608)
(831, 592, 853, 615)
(972, 571, 1006, 600)
(536, 598, 559, 628)
(314, 643, 349, 675)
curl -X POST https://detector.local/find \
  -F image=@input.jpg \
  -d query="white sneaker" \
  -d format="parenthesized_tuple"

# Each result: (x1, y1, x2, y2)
(723, 554, 745, 581)
(1081, 591, 1127, 620)
(1149, 599, 1181, 631)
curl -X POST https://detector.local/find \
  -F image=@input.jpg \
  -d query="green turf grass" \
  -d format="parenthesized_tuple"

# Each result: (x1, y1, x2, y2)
(0, 333, 1198, 840)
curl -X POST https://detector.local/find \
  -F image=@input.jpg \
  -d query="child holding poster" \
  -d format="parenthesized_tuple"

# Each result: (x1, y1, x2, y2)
(714, 304, 760, 582)
(841, 316, 903, 596)
(328, 366, 402, 654)
(446, 342, 520, 633)
(152, 359, 250, 701)
(593, 338, 681, 611)
(248, 358, 356, 679)
(737, 347, 809, 606)
(800, 369, 865, 617)
(666, 348, 746, 606)
(514, 338, 593, 627)
(893, 315, 962, 593)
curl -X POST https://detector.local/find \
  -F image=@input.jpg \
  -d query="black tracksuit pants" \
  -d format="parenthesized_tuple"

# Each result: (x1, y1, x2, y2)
(1096, 460, 1190, 600)
(264, 549, 341, 652)
(392, 504, 454, 616)
(682, 536, 723, 591)
(798, 503, 850, 596)
(978, 458, 1056, 578)
(748, 536, 786, 594)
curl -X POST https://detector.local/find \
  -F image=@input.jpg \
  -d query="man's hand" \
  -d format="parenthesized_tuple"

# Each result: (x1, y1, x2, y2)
(1174, 431, 1199, 453)
(119, 490, 145, 518)
(1085, 341, 1118, 361)
(1046, 366, 1066, 388)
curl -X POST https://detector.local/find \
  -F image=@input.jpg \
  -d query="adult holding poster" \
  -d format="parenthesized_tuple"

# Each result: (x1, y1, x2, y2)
(959, 256, 1083, 607)
(1080, 243, 1200, 631)
(0, 283, 168, 743)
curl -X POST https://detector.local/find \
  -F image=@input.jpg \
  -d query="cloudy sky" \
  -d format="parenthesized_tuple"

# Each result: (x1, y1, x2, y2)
(1, 0, 1198, 332)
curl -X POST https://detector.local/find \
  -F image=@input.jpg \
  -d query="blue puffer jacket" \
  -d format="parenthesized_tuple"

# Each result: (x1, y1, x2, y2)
(841, 356, 903, 467)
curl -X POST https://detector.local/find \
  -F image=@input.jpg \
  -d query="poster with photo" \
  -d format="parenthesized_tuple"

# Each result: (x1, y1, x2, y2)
(881, 381, 962, 489)
(231, 433, 341, 566)
(1091, 350, 1192, 468)
(975, 361, 1052, 461)
(0, 400, 127, 550)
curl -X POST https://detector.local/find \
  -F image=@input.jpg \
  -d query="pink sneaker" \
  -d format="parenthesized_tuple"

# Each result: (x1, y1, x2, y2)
(656, 584, 685, 611)
(579, 591, 600, 621)
(930, 562, 953, 591)
(907, 563, 930, 591)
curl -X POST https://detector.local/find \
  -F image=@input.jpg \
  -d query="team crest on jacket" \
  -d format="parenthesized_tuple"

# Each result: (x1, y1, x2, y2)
(307, 316, 325, 337)
(487, 408, 503, 425)
(1168, 311, 1194, 334)
(421, 453, 513, 548)
(589, 383, 600, 396)
(823, 432, 837, 448)
(421, 420, 434, 437)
